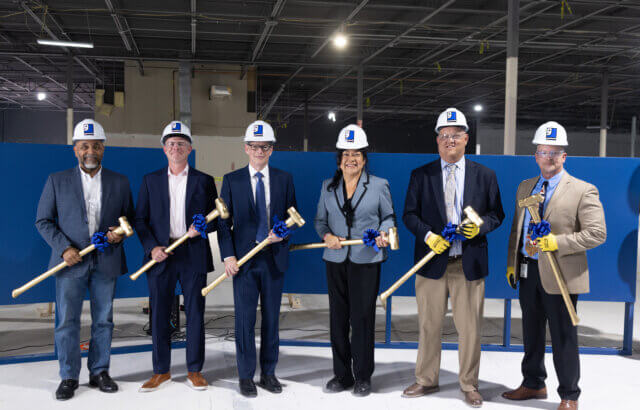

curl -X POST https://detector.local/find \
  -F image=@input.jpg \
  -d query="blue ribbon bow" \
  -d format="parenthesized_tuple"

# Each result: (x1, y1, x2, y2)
(272, 216, 292, 239)
(529, 220, 551, 241)
(363, 229, 380, 252)
(91, 231, 110, 252)
(441, 222, 466, 242)
(192, 214, 208, 238)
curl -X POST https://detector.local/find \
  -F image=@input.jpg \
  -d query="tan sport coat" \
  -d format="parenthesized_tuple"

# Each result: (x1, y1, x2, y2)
(507, 171, 606, 294)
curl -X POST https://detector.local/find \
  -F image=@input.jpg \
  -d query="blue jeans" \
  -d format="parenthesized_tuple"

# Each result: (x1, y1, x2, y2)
(55, 266, 117, 380)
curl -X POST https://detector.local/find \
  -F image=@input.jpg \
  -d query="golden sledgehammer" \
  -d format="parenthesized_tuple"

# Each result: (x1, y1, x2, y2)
(379, 207, 483, 303)
(201, 207, 305, 297)
(290, 227, 399, 251)
(12, 216, 134, 298)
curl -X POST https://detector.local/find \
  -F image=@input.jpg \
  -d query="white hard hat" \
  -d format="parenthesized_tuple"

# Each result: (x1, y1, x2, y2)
(336, 124, 368, 150)
(532, 121, 568, 146)
(161, 121, 192, 144)
(244, 120, 276, 143)
(72, 119, 106, 142)
(435, 107, 469, 132)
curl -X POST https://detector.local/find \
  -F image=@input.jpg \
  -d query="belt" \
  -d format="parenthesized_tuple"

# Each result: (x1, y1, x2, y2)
(521, 255, 537, 264)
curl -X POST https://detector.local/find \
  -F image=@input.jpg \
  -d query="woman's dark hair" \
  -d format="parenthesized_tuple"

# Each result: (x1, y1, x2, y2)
(327, 148, 369, 192)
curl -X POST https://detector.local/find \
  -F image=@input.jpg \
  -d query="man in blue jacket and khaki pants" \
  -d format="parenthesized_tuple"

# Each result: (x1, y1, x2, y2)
(218, 120, 297, 397)
(402, 108, 504, 408)
(36, 119, 134, 400)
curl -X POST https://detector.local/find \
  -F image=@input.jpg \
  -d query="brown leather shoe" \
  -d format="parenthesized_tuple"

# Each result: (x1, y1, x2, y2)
(558, 399, 578, 409)
(463, 389, 483, 408)
(401, 382, 439, 398)
(502, 385, 548, 401)
(186, 372, 208, 391)
(139, 372, 171, 392)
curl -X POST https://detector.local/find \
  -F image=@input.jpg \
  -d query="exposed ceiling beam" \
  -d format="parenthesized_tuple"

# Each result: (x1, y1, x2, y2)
(191, 0, 196, 55)
(251, 0, 287, 62)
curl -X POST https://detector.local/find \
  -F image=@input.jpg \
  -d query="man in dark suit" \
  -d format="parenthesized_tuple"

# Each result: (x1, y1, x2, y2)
(36, 119, 134, 400)
(401, 108, 504, 407)
(217, 120, 297, 397)
(135, 121, 217, 392)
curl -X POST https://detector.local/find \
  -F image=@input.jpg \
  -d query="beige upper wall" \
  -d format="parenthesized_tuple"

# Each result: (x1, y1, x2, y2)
(97, 61, 255, 138)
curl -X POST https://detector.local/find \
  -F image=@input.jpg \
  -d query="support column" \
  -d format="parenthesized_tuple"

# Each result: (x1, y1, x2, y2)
(66, 54, 73, 145)
(599, 70, 608, 157)
(503, 0, 519, 155)
(179, 61, 192, 128)
(357, 65, 363, 127)
(631, 115, 637, 157)
(303, 93, 309, 152)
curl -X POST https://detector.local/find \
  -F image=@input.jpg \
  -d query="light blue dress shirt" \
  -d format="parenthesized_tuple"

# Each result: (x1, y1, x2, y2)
(520, 170, 565, 260)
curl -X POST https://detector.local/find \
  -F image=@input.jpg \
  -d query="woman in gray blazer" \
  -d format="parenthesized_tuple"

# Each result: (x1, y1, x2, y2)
(314, 124, 395, 397)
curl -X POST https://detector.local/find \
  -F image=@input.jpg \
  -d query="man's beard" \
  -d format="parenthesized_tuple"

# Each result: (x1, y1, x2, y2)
(83, 155, 100, 169)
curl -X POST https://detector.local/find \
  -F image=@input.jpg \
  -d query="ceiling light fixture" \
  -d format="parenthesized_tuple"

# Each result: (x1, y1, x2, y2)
(37, 92, 46, 101)
(328, 111, 336, 122)
(474, 104, 483, 112)
(333, 33, 348, 49)
(37, 39, 94, 49)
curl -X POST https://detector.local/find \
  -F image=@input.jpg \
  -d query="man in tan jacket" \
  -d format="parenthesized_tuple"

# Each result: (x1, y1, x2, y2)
(502, 121, 606, 410)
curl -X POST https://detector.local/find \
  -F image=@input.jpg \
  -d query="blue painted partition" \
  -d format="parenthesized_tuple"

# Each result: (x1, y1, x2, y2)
(270, 152, 639, 355)
(0, 143, 193, 364)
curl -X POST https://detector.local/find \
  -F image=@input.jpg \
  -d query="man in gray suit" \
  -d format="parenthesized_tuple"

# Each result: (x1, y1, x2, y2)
(36, 119, 134, 400)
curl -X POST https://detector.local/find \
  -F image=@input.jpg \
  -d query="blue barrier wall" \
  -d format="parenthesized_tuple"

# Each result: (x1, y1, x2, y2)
(271, 152, 639, 303)
(2, 145, 638, 305)
(0, 143, 194, 306)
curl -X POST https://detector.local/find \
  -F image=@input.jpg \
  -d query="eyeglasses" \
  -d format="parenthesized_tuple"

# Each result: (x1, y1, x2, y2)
(437, 133, 465, 141)
(535, 150, 564, 159)
(247, 144, 273, 152)
(166, 141, 189, 148)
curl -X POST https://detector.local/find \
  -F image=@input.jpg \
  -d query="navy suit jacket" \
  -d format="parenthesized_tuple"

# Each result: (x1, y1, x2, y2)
(403, 158, 505, 281)
(134, 166, 218, 275)
(35, 167, 134, 278)
(217, 165, 297, 273)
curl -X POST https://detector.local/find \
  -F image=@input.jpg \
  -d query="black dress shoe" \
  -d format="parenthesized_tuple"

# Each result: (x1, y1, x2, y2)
(325, 376, 355, 393)
(258, 374, 282, 393)
(239, 378, 257, 397)
(56, 379, 79, 400)
(89, 371, 118, 393)
(353, 380, 371, 397)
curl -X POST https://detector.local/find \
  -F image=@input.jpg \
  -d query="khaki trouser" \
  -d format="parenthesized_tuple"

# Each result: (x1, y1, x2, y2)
(414, 259, 485, 392)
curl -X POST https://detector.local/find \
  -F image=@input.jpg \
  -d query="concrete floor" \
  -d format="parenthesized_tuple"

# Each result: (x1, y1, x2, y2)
(1, 277, 639, 409)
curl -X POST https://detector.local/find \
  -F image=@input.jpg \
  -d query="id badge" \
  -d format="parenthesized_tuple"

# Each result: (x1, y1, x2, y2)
(520, 262, 528, 279)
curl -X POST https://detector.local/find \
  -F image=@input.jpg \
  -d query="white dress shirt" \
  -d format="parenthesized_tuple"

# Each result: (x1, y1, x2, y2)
(248, 164, 271, 225)
(79, 166, 102, 236)
(425, 156, 466, 256)
(168, 164, 189, 238)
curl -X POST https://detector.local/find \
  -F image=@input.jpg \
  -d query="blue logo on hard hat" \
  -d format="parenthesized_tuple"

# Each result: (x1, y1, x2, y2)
(171, 122, 181, 132)
(254, 124, 263, 137)
(345, 130, 355, 143)
(447, 111, 456, 122)
(83, 123, 94, 136)
(546, 127, 557, 140)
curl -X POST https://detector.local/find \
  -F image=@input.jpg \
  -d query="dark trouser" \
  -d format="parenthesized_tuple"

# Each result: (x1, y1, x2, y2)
(233, 250, 284, 379)
(519, 259, 580, 401)
(326, 260, 381, 383)
(147, 245, 206, 374)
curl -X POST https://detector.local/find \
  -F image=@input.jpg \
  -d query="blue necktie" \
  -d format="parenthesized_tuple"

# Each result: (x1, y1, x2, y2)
(255, 171, 269, 242)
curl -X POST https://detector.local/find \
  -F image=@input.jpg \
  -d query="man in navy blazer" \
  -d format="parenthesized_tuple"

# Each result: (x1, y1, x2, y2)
(36, 119, 133, 400)
(135, 121, 217, 392)
(217, 120, 297, 397)
(402, 108, 504, 407)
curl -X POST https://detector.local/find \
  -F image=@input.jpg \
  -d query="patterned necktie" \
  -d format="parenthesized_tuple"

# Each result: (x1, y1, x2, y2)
(525, 180, 549, 256)
(255, 171, 269, 242)
(444, 163, 457, 223)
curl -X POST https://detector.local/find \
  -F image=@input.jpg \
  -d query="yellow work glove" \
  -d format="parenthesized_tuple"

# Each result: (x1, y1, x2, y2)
(506, 266, 517, 289)
(536, 233, 558, 252)
(426, 234, 451, 254)
(461, 222, 480, 239)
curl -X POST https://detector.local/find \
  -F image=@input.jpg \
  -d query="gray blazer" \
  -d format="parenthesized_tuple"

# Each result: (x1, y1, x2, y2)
(314, 172, 395, 264)
(35, 167, 134, 278)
